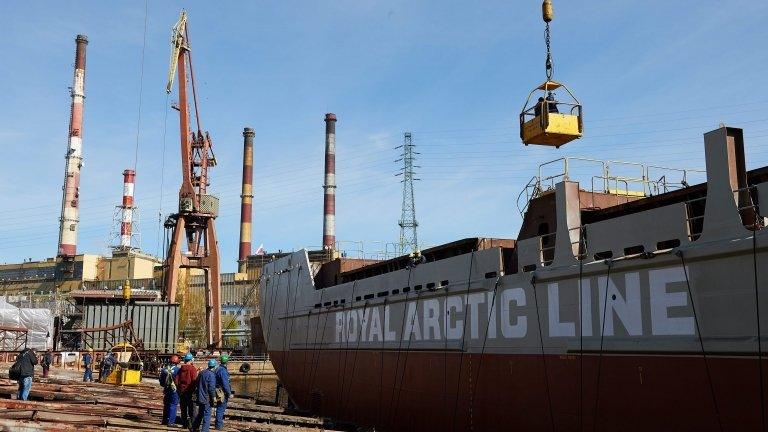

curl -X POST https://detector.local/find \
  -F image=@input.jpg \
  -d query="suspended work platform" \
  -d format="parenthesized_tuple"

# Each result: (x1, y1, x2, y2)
(520, 80, 583, 147)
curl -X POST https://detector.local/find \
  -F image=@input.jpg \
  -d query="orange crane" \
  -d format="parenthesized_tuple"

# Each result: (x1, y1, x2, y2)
(163, 10, 222, 348)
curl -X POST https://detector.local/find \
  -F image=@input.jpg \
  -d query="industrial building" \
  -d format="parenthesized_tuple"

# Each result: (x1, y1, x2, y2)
(0, 250, 160, 295)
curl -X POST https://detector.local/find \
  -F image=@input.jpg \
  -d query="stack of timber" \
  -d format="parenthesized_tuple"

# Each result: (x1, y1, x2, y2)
(0, 369, 345, 431)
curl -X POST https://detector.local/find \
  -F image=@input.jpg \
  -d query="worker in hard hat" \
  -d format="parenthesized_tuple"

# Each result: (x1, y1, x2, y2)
(176, 353, 198, 429)
(546, 91, 559, 113)
(214, 354, 233, 430)
(192, 359, 218, 432)
(159, 355, 181, 426)
(82, 348, 94, 382)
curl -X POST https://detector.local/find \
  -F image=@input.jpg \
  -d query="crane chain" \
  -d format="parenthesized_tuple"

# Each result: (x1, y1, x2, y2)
(545, 22, 554, 80)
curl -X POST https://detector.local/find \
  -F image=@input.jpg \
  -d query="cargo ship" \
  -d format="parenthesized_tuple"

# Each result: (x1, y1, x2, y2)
(260, 126, 768, 431)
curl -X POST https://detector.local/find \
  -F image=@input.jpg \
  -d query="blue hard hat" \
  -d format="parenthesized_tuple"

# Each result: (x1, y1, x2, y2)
(207, 359, 218, 368)
(184, 353, 194, 362)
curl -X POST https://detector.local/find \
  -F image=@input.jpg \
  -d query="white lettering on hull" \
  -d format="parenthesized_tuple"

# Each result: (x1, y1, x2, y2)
(649, 267, 695, 336)
(329, 267, 695, 344)
(548, 283, 575, 337)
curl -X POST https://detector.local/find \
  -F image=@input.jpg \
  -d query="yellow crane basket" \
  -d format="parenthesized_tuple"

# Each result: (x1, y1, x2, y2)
(520, 80, 582, 148)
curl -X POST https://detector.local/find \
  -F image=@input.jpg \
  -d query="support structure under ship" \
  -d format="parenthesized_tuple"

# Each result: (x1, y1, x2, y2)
(260, 126, 768, 431)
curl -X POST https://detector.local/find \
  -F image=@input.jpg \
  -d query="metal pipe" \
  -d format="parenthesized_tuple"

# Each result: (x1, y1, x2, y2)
(120, 169, 136, 248)
(322, 113, 337, 251)
(57, 34, 88, 257)
(238, 127, 255, 273)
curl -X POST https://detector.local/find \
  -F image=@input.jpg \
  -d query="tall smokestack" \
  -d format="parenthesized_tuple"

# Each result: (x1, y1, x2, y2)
(120, 169, 136, 248)
(323, 113, 337, 251)
(238, 127, 255, 273)
(58, 34, 88, 258)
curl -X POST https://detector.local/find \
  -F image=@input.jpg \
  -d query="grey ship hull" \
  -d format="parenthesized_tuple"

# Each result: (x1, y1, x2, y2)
(260, 127, 768, 431)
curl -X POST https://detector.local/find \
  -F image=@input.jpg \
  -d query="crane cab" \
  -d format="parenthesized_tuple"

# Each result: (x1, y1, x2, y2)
(520, 80, 582, 148)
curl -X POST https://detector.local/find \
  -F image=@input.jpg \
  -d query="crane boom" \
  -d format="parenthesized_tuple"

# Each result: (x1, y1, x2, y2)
(166, 11, 187, 94)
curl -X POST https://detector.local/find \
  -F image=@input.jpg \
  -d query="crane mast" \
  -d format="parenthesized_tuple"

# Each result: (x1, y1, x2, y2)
(163, 10, 222, 348)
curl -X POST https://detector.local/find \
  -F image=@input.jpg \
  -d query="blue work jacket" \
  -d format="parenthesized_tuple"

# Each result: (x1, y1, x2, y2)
(214, 365, 232, 398)
(196, 368, 217, 406)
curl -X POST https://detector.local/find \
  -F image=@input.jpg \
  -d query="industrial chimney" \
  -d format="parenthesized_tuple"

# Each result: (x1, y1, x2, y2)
(57, 34, 88, 258)
(238, 127, 255, 273)
(322, 113, 337, 251)
(120, 169, 136, 248)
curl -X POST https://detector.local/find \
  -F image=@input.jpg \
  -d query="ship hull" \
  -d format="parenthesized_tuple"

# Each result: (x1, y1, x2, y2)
(271, 349, 767, 431)
(259, 128, 768, 431)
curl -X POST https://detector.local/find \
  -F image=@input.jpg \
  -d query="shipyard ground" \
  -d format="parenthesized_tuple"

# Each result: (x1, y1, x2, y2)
(0, 363, 349, 431)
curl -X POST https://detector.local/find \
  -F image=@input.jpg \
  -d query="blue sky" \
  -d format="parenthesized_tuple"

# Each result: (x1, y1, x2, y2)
(1, 1, 767, 272)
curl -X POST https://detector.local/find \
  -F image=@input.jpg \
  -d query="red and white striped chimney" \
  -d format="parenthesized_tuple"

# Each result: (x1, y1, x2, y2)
(57, 34, 88, 257)
(322, 113, 337, 251)
(120, 169, 136, 248)
(238, 127, 254, 273)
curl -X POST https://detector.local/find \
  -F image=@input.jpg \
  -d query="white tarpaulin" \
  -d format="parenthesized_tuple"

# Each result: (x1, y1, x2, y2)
(0, 297, 53, 350)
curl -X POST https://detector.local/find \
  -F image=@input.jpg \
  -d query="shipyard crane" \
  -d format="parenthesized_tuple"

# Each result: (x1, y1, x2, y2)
(520, 0, 583, 148)
(162, 10, 222, 348)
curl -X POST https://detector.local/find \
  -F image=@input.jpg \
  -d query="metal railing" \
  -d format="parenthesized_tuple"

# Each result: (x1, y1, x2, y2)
(684, 196, 707, 241)
(537, 226, 587, 266)
(517, 157, 705, 216)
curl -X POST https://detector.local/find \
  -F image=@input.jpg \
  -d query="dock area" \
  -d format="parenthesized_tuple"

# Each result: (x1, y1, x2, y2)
(0, 365, 345, 431)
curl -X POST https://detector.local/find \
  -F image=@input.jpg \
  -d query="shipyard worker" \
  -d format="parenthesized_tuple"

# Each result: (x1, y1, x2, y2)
(546, 91, 559, 113)
(534, 96, 546, 117)
(192, 359, 218, 432)
(82, 348, 94, 382)
(41, 348, 53, 378)
(177, 353, 198, 429)
(214, 354, 233, 430)
(160, 355, 181, 426)
(100, 352, 116, 382)
(10, 347, 38, 400)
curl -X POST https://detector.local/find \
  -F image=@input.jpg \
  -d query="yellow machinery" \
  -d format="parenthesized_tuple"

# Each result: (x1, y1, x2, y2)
(520, 0, 583, 148)
(102, 343, 143, 386)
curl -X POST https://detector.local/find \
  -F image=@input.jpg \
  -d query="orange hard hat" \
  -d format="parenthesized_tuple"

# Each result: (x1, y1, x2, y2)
(170, 355, 180, 364)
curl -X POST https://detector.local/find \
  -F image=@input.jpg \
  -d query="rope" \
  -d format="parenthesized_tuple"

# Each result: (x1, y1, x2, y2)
(376, 297, 389, 427)
(754, 231, 766, 431)
(578, 258, 584, 432)
(338, 281, 359, 416)
(281, 265, 303, 394)
(390, 290, 423, 424)
(341, 299, 370, 417)
(132, 0, 149, 173)
(306, 296, 333, 406)
(467, 276, 502, 431)
(302, 284, 326, 402)
(676, 251, 723, 431)
(386, 267, 414, 427)
(450, 251, 477, 432)
(254, 271, 282, 403)
(592, 260, 613, 432)
(531, 274, 556, 432)
(443, 292, 450, 425)
(156, 94, 170, 257)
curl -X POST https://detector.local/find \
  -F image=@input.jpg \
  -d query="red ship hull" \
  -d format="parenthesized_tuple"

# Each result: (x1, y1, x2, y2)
(270, 349, 767, 431)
